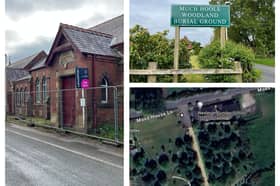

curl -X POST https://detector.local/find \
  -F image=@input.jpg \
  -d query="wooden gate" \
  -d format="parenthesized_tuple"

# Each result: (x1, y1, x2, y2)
(62, 76, 76, 127)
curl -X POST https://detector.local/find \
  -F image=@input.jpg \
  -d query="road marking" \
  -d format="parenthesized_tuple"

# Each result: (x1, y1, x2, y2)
(6, 129, 123, 169)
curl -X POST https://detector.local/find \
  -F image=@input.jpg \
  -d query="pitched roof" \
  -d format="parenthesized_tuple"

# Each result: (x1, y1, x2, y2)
(89, 15, 123, 47)
(61, 24, 121, 58)
(7, 51, 47, 70)
(6, 68, 30, 82)
(8, 53, 38, 69)
(29, 57, 46, 71)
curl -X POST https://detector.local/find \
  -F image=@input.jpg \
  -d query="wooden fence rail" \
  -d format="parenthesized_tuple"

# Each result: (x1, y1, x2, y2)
(130, 61, 243, 82)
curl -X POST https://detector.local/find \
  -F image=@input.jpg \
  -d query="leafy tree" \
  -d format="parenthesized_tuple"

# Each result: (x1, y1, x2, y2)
(130, 25, 191, 82)
(131, 88, 163, 113)
(191, 41, 202, 55)
(210, 0, 275, 57)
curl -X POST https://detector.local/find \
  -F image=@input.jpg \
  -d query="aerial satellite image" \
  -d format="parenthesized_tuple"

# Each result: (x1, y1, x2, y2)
(130, 88, 274, 186)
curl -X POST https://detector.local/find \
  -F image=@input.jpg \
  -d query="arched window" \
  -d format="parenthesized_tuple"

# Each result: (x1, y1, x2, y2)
(101, 77, 108, 103)
(35, 78, 41, 104)
(42, 77, 48, 102)
(24, 88, 28, 103)
(20, 88, 23, 105)
(15, 88, 19, 105)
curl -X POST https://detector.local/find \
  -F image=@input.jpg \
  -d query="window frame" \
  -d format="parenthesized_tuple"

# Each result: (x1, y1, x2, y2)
(42, 77, 48, 103)
(101, 77, 109, 104)
(35, 78, 41, 104)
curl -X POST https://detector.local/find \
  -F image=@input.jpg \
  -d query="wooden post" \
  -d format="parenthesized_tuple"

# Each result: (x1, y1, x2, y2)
(220, 27, 226, 48)
(173, 27, 180, 82)
(233, 61, 242, 82)
(147, 62, 157, 82)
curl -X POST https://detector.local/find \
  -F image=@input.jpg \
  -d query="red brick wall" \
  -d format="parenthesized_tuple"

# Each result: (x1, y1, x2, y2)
(92, 55, 123, 127)
(30, 68, 51, 118)
(13, 79, 31, 116)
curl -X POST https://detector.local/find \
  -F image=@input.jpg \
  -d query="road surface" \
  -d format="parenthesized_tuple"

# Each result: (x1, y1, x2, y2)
(255, 64, 274, 82)
(6, 124, 123, 186)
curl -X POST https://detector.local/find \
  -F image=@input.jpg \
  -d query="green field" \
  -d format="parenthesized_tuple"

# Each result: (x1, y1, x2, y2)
(246, 92, 275, 169)
(256, 171, 274, 186)
(131, 114, 183, 155)
(255, 58, 275, 67)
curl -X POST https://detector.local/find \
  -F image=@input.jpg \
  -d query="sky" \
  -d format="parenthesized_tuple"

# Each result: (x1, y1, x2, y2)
(130, 0, 213, 46)
(5, 0, 123, 62)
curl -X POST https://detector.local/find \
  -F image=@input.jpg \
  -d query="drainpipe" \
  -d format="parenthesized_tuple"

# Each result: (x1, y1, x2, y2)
(92, 55, 97, 132)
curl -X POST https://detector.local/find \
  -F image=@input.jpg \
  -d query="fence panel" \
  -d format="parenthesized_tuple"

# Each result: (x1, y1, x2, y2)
(6, 85, 123, 143)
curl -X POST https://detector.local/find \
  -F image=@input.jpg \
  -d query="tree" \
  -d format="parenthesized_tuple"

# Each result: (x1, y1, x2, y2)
(130, 25, 191, 82)
(210, 0, 275, 57)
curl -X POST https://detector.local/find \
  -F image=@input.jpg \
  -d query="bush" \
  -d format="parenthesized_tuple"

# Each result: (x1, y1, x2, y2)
(130, 25, 191, 82)
(199, 40, 260, 82)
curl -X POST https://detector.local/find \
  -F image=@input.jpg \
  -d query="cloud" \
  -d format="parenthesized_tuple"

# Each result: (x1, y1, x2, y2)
(5, 30, 20, 44)
(7, 36, 52, 62)
(6, 0, 124, 61)
(6, 0, 123, 21)
(130, 0, 213, 45)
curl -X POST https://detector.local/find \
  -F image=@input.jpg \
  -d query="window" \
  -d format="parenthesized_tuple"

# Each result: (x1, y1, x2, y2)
(42, 77, 48, 102)
(101, 77, 108, 103)
(20, 88, 23, 105)
(24, 88, 28, 103)
(35, 78, 41, 104)
(15, 88, 19, 105)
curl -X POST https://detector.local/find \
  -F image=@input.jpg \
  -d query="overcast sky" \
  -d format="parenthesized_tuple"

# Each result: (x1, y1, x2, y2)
(130, 0, 213, 45)
(6, 0, 123, 62)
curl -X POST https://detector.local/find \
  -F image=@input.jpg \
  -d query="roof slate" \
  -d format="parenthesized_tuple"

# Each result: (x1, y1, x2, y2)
(89, 15, 123, 46)
(6, 68, 30, 82)
(63, 27, 121, 57)
(8, 53, 39, 69)
(30, 57, 46, 71)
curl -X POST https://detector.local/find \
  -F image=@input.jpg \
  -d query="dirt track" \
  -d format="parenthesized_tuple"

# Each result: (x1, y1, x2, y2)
(188, 127, 209, 186)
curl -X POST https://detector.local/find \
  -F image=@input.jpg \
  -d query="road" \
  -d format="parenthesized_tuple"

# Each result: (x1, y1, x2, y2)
(255, 64, 274, 82)
(6, 124, 123, 186)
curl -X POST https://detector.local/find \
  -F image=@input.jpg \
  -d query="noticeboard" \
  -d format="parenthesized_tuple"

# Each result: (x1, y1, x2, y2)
(75, 67, 89, 88)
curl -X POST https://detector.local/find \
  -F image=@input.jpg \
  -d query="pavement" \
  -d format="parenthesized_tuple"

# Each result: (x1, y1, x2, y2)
(6, 123, 123, 186)
(255, 64, 275, 82)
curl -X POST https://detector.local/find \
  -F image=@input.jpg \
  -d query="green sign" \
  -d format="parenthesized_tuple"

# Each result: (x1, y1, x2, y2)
(171, 5, 230, 27)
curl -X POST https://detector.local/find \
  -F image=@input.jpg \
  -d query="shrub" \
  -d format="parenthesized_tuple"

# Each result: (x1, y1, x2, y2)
(199, 40, 260, 82)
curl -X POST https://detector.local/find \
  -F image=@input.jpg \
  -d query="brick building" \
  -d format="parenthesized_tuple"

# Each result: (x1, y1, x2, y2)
(6, 15, 123, 133)
(6, 51, 47, 116)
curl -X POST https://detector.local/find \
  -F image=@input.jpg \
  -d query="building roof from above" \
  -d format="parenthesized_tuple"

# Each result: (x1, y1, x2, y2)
(89, 15, 123, 47)
(7, 50, 47, 70)
(6, 68, 30, 82)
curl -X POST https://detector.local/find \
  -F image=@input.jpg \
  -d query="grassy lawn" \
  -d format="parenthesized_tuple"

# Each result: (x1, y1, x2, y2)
(183, 55, 206, 82)
(246, 92, 275, 168)
(255, 57, 275, 67)
(246, 92, 275, 185)
(130, 114, 200, 186)
(131, 114, 183, 154)
(256, 171, 274, 186)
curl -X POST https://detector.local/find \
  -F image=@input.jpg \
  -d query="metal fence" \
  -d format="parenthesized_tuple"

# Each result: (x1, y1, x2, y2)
(6, 85, 123, 144)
